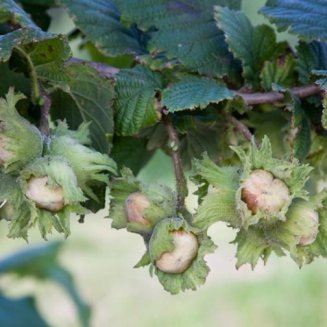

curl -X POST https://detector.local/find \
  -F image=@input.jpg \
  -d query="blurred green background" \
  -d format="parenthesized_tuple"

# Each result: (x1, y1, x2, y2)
(1, 1, 326, 326)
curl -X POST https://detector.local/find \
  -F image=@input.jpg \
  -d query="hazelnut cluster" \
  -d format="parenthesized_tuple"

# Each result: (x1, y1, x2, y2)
(0, 89, 116, 239)
(192, 136, 327, 268)
(109, 169, 216, 294)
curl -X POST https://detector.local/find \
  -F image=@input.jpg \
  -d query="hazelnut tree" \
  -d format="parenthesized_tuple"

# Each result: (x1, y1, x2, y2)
(0, 0, 327, 298)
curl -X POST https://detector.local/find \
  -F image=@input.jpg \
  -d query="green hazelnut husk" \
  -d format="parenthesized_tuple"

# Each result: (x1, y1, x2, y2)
(0, 88, 43, 174)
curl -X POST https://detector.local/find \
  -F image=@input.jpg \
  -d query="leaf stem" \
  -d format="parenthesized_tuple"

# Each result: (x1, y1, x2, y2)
(162, 114, 188, 212)
(39, 86, 51, 136)
(228, 115, 258, 145)
(14, 46, 40, 103)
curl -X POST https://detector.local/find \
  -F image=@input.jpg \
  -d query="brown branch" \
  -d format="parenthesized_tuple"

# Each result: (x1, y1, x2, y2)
(67, 58, 119, 78)
(228, 115, 257, 145)
(235, 84, 321, 105)
(39, 87, 51, 136)
(162, 114, 188, 212)
(66, 58, 322, 105)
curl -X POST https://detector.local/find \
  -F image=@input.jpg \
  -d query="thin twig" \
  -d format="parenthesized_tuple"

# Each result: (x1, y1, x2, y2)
(228, 115, 257, 146)
(39, 87, 51, 136)
(235, 84, 321, 105)
(67, 57, 119, 78)
(162, 114, 188, 212)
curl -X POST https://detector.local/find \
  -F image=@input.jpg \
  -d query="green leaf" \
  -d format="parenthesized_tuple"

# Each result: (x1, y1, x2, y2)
(0, 63, 31, 97)
(233, 228, 271, 269)
(215, 6, 283, 88)
(39, 63, 114, 153)
(49, 123, 117, 202)
(134, 251, 151, 268)
(0, 0, 65, 62)
(260, 0, 327, 42)
(0, 1, 71, 106)
(260, 55, 296, 91)
(111, 136, 154, 175)
(179, 120, 221, 169)
(0, 88, 43, 174)
(0, 29, 45, 62)
(0, 242, 90, 327)
(192, 154, 240, 229)
(162, 76, 234, 112)
(19, 0, 56, 5)
(310, 205, 327, 258)
(314, 70, 327, 89)
(23, 37, 71, 67)
(0, 296, 49, 327)
(20, 2, 53, 30)
(290, 98, 312, 161)
(114, 66, 163, 136)
(297, 41, 327, 84)
(0, 0, 42, 29)
(0, 241, 62, 275)
(115, 0, 241, 77)
(60, 0, 144, 56)
(246, 110, 289, 159)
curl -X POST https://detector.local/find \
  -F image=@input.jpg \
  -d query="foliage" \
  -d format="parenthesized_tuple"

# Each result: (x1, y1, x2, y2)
(0, 242, 90, 327)
(0, 0, 326, 302)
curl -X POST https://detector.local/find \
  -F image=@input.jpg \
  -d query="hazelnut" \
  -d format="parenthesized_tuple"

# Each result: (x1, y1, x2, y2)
(25, 176, 65, 212)
(156, 230, 198, 273)
(1, 202, 14, 221)
(125, 192, 151, 225)
(298, 208, 319, 246)
(242, 169, 290, 215)
(0, 136, 12, 166)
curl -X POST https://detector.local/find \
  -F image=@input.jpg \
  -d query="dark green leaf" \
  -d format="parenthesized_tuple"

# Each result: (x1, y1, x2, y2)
(297, 41, 327, 84)
(314, 70, 327, 89)
(39, 63, 114, 153)
(23, 36, 71, 67)
(215, 6, 283, 88)
(246, 110, 289, 158)
(0, 63, 31, 96)
(20, 3, 53, 30)
(115, 0, 241, 77)
(60, 0, 144, 56)
(0, 242, 62, 275)
(0, 242, 90, 327)
(111, 136, 154, 175)
(0, 296, 49, 327)
(0, 28, 52, 62)
(19, 0, 56, 5)
(291, 99, 312, 161)
(0, 0, 63, 62)
(260, 0, 327, 42)
(180, 121, 221, 169)
(114, 66, 163, 136)
(162, 76, 234, 112)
